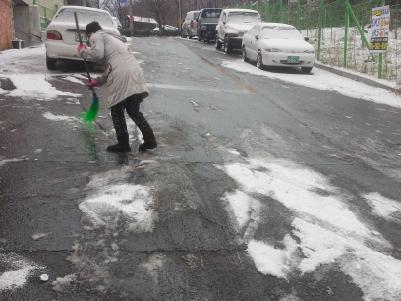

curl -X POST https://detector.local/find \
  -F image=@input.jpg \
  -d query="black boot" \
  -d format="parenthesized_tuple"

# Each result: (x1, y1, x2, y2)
(107, 143, 131, 152)
(138, 121, 157, 152)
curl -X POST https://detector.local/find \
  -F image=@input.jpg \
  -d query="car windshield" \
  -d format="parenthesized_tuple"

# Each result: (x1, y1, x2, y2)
(55, 9, 114, 27)
(228, 12, 260, 23)
(261, 27, 303, 39)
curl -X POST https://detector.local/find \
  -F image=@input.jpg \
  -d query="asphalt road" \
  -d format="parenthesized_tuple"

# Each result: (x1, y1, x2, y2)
(0, 36, 400, 301)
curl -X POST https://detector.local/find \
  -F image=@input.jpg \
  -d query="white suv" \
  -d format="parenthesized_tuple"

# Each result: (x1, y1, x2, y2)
(181, 10, 200, 39)
(216, 9, 260, 54)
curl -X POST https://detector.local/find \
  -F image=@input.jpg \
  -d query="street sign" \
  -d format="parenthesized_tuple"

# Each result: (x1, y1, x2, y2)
(371, 5, 390, 52)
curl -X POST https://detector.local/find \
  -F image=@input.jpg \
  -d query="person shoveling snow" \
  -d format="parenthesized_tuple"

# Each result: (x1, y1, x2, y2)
(77, 21, 157, 153)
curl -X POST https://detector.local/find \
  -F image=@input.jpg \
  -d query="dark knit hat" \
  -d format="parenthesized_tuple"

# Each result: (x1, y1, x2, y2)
(86, 21, 102, 35)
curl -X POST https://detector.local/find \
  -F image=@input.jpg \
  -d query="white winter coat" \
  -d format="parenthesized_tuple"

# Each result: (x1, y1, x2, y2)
(80, 31, 148, 108)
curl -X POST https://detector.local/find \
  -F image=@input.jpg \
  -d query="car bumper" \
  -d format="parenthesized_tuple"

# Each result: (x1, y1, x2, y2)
(45, 40, 93, 61)
(227, 36, 243, 49)
(261, 52, 315, 67)
(200, 30, 216, 38)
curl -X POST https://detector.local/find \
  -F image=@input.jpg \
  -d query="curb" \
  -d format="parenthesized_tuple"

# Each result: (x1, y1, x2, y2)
(315, 62, 399, 94)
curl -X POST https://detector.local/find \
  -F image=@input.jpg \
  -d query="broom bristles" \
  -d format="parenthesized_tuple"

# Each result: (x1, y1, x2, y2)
(82, 95, 99, 123)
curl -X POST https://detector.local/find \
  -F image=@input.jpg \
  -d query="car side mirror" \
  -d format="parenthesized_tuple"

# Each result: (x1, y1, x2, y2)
(304, 37, 310, 41)
(255, 35, 259, 40)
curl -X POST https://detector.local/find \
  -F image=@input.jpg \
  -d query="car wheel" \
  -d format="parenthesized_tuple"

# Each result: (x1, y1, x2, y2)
(224, 37, 231, 54)
(242, 46, 249, 62)
(215, 38, 222, 50)
(256, 52, 265, 70)
(301, 67, 313, 74)
(46, 55, 57, 70)
(188, 34, 192, 39)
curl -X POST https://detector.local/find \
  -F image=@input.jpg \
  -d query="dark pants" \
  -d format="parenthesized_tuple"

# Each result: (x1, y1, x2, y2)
(110, 94, 156, 146)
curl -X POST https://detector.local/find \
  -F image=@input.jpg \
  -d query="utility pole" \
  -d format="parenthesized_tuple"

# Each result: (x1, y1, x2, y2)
(129, 0, 134, 36)
(178, 0, 182, 33)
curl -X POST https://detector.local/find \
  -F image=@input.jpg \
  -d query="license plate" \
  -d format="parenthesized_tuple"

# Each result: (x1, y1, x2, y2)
(75, 32, 87, 42)
(287, 56, 300, 64)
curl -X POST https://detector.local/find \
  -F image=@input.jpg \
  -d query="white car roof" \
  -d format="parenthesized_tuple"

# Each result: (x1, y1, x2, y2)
(258, 22, 295, 28)
(57, 6, 112, 14)
(223, 9, 259, 14)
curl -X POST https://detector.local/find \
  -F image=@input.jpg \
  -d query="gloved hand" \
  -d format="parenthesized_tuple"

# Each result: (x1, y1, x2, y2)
(86, 79, 98, 88)
(77, 43, 87, 54)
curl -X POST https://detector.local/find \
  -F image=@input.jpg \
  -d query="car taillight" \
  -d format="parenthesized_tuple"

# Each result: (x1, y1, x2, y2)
(47, 30, 62, 40)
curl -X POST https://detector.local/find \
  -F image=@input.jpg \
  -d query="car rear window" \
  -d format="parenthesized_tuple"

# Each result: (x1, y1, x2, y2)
(201, 9, 221, 18)
(228, 12, 260, 23)
(55, 9, 114, 27)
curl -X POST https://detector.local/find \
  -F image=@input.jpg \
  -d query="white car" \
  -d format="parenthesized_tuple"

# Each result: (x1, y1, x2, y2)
(242, 22, 315, 73)
(216, 9, 260, 54)
(45, 6, 121, 70)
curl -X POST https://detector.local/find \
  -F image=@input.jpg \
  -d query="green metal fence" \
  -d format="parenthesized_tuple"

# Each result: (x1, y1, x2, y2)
(38, 4, 57, 30)
(236, 0, 401, 84)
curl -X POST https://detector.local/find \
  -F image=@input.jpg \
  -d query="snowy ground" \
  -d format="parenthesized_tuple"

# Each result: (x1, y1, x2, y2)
(303, 27, 401, 86)
(222, 59, 401, 109)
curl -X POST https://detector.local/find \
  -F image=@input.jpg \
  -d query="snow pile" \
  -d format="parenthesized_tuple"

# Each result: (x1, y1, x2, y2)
(222, 59, 401, 109)
(62, 76, 84, 85)
(79, 166, 157, 232)
(217, 157, 401, 300)
(0, 157, 27, 167)
(0, 253, 43, 291)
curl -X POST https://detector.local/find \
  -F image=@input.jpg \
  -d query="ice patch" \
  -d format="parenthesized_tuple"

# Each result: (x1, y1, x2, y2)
(227, 148, 241, 156)
(0, 253, 43, 291)
(5, 74, 80, 99)
(222, 60, 401, 109)
(363, 192, 401, 221)
(43, 112, 78, 123)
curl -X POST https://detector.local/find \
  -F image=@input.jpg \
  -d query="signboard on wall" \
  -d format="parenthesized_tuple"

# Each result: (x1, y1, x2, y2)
(371, 5, 390, 52)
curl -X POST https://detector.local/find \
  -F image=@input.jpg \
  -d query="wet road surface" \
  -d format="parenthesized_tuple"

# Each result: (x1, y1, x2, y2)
(0, 37, 401, 300)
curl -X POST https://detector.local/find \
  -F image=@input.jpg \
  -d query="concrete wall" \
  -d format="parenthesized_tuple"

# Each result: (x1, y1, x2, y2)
(0, 0, 15, 50)
(13, 5, 42, 47)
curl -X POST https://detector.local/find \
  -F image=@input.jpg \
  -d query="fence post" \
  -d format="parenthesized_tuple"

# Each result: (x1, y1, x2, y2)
(317, 0, 324, 60)
(343, 1, 349, 67)
(265, 1, 270, 22)
(278, 0, 283, 23)
(378, 0, 385, 79)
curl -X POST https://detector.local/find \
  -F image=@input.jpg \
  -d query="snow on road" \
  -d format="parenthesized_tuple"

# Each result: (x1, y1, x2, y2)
(79, 166, 157, 232)
(0, 253, 44, 291)
(222, 59, 401, 109)
(217, 155, 401, 301)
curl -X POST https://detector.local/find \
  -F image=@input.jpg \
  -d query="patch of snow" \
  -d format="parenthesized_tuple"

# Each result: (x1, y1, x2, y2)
(222, 60, 401, 109)
(4, 74, 80, 100)
(141, 254, 166, 279)
(0, 253, 43, 291)
(0, 157, 27, 167)
(34, 148, 42, 154)
(247, 236, 298, 278)
(31, 233, 50, 241)
(227, 148, 241, 156)
(363, 192, 401, 221)
(222, 190, 261, 233)
(79, 167, 156, 232)
(218, 157, 401, 300)
(63, 76, 84, 85)
(52, 274, 77, 292)
(43, 112, 78, 123)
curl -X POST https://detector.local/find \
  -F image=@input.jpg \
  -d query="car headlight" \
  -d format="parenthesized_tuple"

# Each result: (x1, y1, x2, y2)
(265, 48, 281, 52)
(201, 25, 207, 30)
(304, 49, 315, 53)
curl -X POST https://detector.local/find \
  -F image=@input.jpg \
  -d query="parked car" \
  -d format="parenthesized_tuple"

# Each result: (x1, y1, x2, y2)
(216, 9, 260, 54)
(181, 10, 200, 39)
(45, 6, 121, 70)
(112, 16, 123, 34)
(242, 22, 315, 73)
(196, 8, 222, 42)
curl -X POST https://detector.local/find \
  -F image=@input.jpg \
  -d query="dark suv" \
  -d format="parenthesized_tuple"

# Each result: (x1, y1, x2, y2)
(197, 8, 222, 42)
